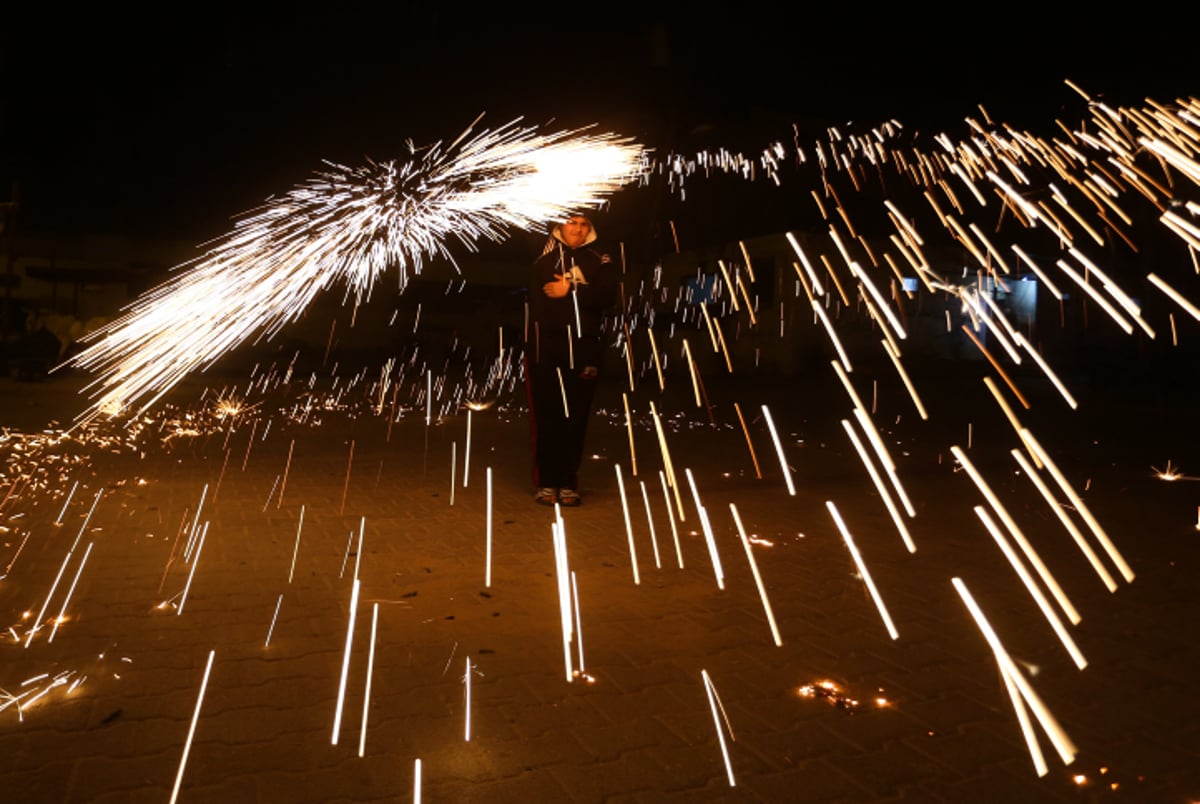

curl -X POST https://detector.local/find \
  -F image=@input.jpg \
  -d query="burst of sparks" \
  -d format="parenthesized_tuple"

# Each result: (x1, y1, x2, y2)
(65, 119, 646, 425)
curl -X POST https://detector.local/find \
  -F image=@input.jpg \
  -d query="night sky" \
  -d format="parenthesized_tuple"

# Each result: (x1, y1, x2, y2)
(3, 11, 1195, 248)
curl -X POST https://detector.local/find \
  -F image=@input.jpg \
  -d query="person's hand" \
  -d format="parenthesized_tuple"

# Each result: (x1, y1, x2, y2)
(542, 272, 570, 299)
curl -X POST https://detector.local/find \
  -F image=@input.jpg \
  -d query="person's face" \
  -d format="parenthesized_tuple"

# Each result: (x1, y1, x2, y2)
(560, 216, 592, 248)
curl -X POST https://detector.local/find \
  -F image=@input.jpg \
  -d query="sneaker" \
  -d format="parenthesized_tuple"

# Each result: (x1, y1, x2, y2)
(558, 488, 582, 507)
(535, 487, 559, 506)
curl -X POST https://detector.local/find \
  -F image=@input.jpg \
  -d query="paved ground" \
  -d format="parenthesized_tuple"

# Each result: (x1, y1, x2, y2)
(1, 340, 1198, 803)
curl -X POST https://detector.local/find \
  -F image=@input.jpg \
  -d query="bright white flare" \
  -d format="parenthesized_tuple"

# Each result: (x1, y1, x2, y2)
(66, 119, 647, 424)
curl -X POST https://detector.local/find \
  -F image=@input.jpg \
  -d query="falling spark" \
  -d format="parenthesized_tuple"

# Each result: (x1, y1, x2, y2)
(730, 504, 782, 646)
(464, 656, 473, 742)
(614, 464, 640, 585)
(54, 480, 78, 526)
(686, 469, 725, 590)
(951, 578, 1077, 768)
(952, 445, 1080, 624)
(660, 470, 684, 569)
(48, 542, 93, 644)
(761, 405, 795, 495)
(826, 500, 898, 639)
(332, 578, 360, 745)
(288, 505, 304, 584)
(340, 439, 355, 515)
(485, 467, 493, 588)
(973, 506, 1087, 670)
(169, 649, 215, 804)
(571, 571, 586, 676)
(358, 603, 379, 758)
(701, 669, 736, 787)
(178, 522, 209, 616)
(639, 481, 662, 569)
(265, 593, 283, 648)
(840, 419, 916, 553)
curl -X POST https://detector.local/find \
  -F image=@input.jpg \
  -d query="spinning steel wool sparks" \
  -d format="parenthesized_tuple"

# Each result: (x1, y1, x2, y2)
(65, 119, 646, 426)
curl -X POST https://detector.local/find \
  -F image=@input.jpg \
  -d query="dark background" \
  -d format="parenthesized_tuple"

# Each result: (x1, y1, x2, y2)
(2, 10, 1195, 248)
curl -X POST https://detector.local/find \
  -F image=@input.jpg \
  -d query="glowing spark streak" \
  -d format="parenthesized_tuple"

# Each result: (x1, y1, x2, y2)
(661, 471, 684, 569)
(353, 517, 365, 583)
(463, 410, 472, 488)
(623, 394, 637, 476)
(813, 298, 853, 372)
(736, 275, 757, 325)
(556, 368, 569, 418)
(682, 338, 702, 407)
(48, 541, 93, 644)
(826, 501, 899, 639)
(1010, 450, 1117, 591)
(951, 446, 1080, 623)
(1147, 272, 1200, 321)
(647, 329, 665, 390)
(358, 603, 379, 758)
(1000, 650, 1049, 776)
(717, 261, 739, 311)
(1012, 332, 1077, 409)
(332, 578, 360, 745)
(1053, 259, 1134, 335)
(55, 480, 78, 526)
(840, 420, 915, 553)
(850, 263, 907, 340)
(340, 440, 355, 515)
(951, 578, 1077, 766)
(699, 303, 717, 352)
(615, 464, 640, 585)
(450, 442, 457, 506)
(265, 594, 283, 647)
(178, 522, 208, 616)
(1010, 245, 1063, 299)
(686, 469, 725, 590)
(640, 481, 662, 569)
(1160, 210, 1200, 250)
(974, 290, 1024, 364)
(880, 340, 927, 420)
(713, 316, 733, 373)
(277, 441, 295, 510)
(730, 504, 782, 646)
(650, 402, 684, 520)
(169, 649, 215, 804)
(1140, 136, 1200, 185)
(288, 506, 304, 584)
(1019, 429, 1135, 583)
(571, 571, 585, 674)
(464, 656, 472, 741)
(960, 325, 1030, 409)
(701, 669, 736, 787)
(552, 518, 575, 682)
(974, 506, 1087, 669)
(72, 489, 103, 552)
(485, 468, 493, 588)
(967, 225, 1015, 276)
(760, 406, 794, 496)
(733, 403, 762, 480)
(1066, 248, 1154, 338)
(339, 531, 354, 578)
(414, 759, 422, 803)
(27, 545, 78, 647)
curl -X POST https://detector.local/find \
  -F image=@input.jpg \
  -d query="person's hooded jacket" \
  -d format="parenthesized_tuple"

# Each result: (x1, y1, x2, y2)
(527, 219, 619, 369)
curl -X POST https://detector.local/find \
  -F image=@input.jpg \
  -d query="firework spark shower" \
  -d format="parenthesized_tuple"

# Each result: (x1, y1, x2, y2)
(64, 118, 647, 425)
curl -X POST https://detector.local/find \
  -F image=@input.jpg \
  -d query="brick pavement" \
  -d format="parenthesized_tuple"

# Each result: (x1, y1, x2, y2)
(1, 354, 1198, 803)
